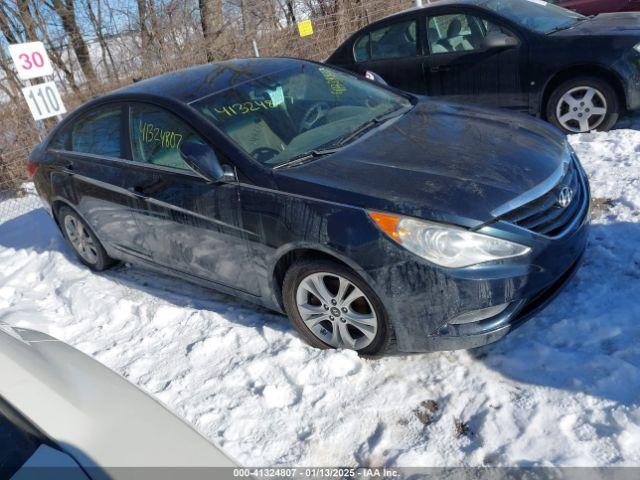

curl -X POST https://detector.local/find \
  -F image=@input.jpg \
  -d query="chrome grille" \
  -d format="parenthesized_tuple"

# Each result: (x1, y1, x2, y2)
(500, 161, 586, 237)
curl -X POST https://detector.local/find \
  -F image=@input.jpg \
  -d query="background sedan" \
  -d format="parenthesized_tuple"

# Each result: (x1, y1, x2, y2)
(327, 0, 640, 133)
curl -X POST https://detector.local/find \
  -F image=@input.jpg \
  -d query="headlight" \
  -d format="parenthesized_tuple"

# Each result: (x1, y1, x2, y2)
(634, 42, 640, 54)
(368, 212, 531, 268)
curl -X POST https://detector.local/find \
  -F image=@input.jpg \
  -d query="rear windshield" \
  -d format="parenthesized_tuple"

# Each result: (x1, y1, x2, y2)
(192, 63, 411, 167)
(483, 0, 585, 34)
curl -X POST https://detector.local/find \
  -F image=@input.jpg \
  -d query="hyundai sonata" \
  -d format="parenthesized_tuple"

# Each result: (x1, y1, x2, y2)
(29, 58, 590, 355)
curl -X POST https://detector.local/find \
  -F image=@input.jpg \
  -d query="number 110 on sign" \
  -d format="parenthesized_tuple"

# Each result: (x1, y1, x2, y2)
(21, 81, 66, 120)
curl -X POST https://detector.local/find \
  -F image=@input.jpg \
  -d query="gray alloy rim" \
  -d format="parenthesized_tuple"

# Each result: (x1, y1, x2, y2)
(295, 272, 378, 350)
(64, 215, 99, 265)
(556, 86, 608, 133)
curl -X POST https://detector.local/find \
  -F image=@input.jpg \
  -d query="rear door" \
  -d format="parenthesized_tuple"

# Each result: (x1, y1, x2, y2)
(423, 10, 528, 110)
(48, 103, 148, 257)
(350, 16, 428, 94)
(124, 102, 259, 295)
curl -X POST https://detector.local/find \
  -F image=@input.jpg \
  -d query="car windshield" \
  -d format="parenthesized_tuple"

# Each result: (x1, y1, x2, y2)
(192, 63, 412, 167)
(483, 0, 586, 34)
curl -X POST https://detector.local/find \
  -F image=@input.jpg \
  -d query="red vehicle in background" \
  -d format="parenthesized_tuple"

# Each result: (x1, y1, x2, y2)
(551, 0, 640, 15)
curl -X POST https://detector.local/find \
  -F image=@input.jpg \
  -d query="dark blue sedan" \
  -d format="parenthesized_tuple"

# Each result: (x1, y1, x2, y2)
(28, 58, 589, 355)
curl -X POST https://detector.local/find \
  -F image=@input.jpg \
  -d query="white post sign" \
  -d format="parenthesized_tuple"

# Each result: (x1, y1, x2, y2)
(21, 81, 66, 120)
(9, 41, 66, 121)
(8, 41, 54, 80)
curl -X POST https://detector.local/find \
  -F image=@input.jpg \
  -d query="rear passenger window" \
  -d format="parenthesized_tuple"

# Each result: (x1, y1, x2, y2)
(49, 125, 71, 150)
(129, 104, 203, 171)
(71, 106, 123, 158)
(369, 20, 417, 60)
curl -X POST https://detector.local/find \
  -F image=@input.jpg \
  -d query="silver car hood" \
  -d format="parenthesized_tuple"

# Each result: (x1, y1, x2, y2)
(0, 324, 236, 471)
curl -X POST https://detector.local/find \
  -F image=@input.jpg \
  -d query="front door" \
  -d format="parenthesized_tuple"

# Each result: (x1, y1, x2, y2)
(125, 102, 259, 295)
(424, 12, 528, 111)
(352, 17, 428, 94)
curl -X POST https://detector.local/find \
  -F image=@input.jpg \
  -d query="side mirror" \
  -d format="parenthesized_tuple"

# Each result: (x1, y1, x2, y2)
(364, 70, 388, 86)
(179, 141, 236, 183)
(482, 32, 519, 50)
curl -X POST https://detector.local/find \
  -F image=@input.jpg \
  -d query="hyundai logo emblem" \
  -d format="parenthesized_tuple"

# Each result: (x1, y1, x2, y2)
(558, 186, 574, 208)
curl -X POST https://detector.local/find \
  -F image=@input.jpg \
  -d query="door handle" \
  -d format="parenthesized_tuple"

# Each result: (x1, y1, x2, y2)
(62, 163, 74, 176)
(127, 186, 148, 199)
(430, 65, 451, 73)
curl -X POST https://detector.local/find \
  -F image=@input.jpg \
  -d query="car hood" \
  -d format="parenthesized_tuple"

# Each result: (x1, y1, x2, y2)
(552, 12, 640, 36)
(275, 100, 568, 227)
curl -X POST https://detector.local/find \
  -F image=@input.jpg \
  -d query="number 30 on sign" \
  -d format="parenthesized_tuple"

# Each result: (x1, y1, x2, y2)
(8, 41, 54, 80)
(21, 82, 66, 120)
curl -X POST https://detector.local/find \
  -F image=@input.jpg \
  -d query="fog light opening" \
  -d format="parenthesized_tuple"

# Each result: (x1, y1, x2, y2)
(448, 303, 511, 325)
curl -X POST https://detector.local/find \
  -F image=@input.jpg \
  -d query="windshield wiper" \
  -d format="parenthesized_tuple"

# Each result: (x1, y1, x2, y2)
(334, 107, 409, 148)
(273, 106, 410, 170)
(273, 148, 339, 170)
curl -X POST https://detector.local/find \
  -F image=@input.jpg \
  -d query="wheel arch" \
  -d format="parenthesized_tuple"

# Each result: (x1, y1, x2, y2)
(51, 198, 77, 228)
(50, 198, 102, 243)
(540, 64, 627, 119)
(270, 244, 375, 312)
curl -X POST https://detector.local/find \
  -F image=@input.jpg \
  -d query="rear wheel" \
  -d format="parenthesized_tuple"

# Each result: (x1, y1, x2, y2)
(58, 206, 116, 271)
(283, 259, 393, 356)
(546, 76, 619, 134)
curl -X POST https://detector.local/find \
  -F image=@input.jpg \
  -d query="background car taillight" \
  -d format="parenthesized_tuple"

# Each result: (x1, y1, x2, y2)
(27, 162, 37, 176)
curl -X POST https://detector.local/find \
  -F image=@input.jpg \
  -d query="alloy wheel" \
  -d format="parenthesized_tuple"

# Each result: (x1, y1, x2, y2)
(556, 86, 608, 133)
(295, 272, 378, 350)
(64, 215, 99, 265)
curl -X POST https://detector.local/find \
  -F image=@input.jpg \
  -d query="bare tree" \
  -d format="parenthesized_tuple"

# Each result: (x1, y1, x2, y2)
(47, 0, 97, 83)
(0, 1, 34, 99)
(30, 2, 82, 92)
(16, 0, 37, 40)
(199, 0, 223, 62)
(85, 0, 119, 80)
(137, 0, 151, 53)
(0, 1, 22, 44)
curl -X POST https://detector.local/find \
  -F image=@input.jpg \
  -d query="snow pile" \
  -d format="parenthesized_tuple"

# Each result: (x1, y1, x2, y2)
(1, 122, 639, 467)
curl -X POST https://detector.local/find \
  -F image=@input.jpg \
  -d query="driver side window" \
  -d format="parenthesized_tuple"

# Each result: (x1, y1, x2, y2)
(129, 104, 203, 171)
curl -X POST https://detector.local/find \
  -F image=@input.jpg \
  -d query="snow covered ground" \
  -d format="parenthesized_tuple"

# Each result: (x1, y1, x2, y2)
(1, 116, 640, 467)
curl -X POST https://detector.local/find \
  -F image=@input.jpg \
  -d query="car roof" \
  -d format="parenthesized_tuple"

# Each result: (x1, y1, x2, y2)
(381, 0, 488, 21)
(107, 57, 305, 105)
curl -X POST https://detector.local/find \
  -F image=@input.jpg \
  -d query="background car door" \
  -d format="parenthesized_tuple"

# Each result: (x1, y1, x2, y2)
(351, 17, 428, 94)
(423, 11, 528, 111)
(125, 102, 259, 295)
(48, 104, 147, 257)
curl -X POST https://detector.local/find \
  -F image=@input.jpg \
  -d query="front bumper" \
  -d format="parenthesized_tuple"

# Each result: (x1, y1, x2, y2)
(368, 165, 591, 353)
(414, 249, 586, 352)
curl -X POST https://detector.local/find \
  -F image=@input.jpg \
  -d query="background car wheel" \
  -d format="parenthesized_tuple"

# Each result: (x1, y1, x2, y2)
(547, 76, 619, 134)
(57, 206, 116, 271)
(283, 259, 394, 356)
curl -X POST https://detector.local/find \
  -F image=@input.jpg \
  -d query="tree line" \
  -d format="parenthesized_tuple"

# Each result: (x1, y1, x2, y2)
(0, 0, 408, 193)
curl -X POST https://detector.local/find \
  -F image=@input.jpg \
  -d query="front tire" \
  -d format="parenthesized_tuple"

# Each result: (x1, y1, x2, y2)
(58, 206, 116, 271)
(282, 259, 393, 356)
(546, 76, 619, 134)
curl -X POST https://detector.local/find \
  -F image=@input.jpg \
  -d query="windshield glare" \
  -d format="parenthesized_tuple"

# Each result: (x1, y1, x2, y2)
(193, 63, 411, 167)
(483, 0, 585, 34)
